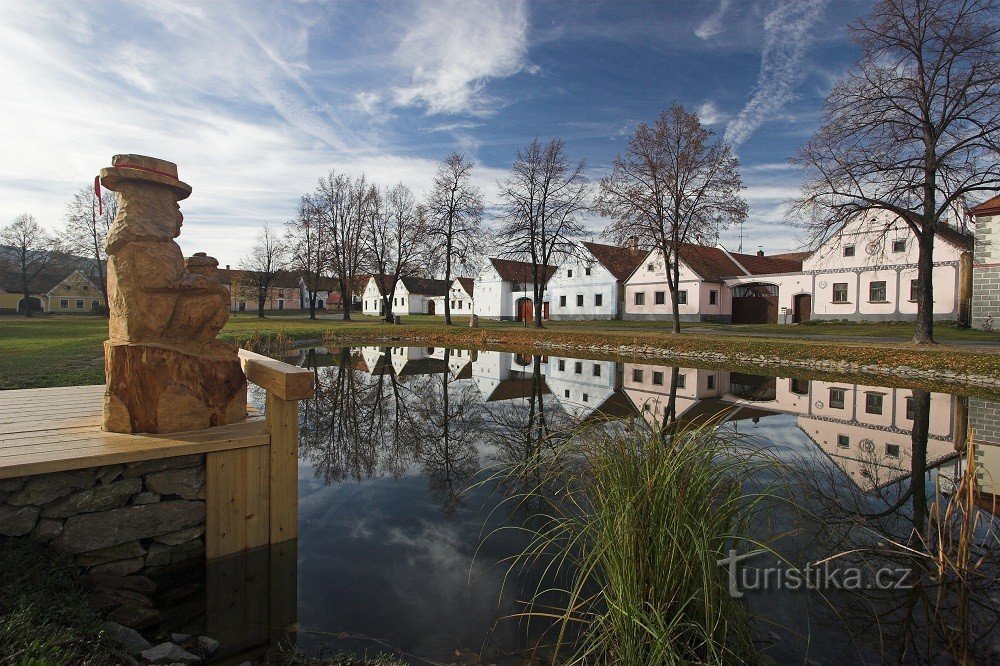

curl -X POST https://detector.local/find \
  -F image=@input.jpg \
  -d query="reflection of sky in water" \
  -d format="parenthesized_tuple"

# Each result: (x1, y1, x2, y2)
(286, 346, 999, 663)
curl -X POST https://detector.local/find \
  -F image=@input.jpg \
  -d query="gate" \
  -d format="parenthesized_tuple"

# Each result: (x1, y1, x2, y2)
(731, 284, 778, 324)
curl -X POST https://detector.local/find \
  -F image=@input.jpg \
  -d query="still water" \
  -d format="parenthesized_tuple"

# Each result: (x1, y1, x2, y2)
(274, 345, 998, 664)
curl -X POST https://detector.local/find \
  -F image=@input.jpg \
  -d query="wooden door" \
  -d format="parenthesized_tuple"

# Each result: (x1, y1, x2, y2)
(516, 298, 533, 322)
(793, 294, 811, 323)
(543, 302, 550, 320)
(428, 300, 436, 315)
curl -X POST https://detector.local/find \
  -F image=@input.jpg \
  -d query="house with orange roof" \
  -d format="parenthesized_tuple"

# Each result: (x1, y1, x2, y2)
(548, 241, 647, 320)
(473, 257, 557, 321)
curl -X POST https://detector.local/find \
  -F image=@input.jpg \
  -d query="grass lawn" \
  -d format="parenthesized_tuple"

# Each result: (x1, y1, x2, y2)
(1, 313, 998, 391)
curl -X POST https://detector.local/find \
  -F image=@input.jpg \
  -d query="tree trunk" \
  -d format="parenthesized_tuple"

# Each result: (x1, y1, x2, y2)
(308, 281, 317, 320)
(671, 259, 681, 334)
(908, 388, 931, 544)
(22, 287, 33, 318)
(913, 230, 935, 344)
(383, 289, 394, 324)
(341, 287, 352, 321)
(444, 245, 453, 326)
(257, 296, 265, 318)
(533, 262, 544, 328)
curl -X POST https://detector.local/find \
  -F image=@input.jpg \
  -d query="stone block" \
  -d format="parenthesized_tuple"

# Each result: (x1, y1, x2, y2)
(7, 469, 96, 506)
(31, 517, 64, 542)
(131, 491, 161, 505)
(0, 504, 39, 536)
(53, 500, 204, 553)
(145, 467, 206, 500)
(124, 455, 203, 478)
(139, 642, 201, 665)
(101, 620, 152, 655)
(77, 540, 147, 566)
(41, 477, 142, 518)
(107, 603, 161, 631)
(146, 538, 204, 567)
(154, 524, 205, 546)
(88, 557, 146, 577)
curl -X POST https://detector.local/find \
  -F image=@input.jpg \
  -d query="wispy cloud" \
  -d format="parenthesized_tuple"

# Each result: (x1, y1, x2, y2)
(696, 100, 727, 125)
(724, 0, 828, 146)
(391, 0, 530, 115)
(695, 0, 733, 39)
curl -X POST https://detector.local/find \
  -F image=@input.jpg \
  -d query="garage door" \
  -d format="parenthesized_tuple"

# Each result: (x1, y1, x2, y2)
(732, 284, 779, 324)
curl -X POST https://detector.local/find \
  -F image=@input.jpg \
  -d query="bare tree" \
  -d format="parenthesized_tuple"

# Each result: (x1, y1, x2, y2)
(363, 183, 426, 323)
(286, 194, 329, 319)
(318, 172, 376, 321)
(791, 0, 999, 344)
(425, 153, 485, 325)
(236, 223, 287, 318)
(1, 214, 61, 317)
(497, 138, 590, 328)
(63, 184, 118, 315)
(597, 104, 747, 333)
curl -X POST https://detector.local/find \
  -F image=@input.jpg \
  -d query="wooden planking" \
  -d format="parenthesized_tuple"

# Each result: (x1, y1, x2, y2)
(239, 349, 314, 401)
(265, 393, 298, 543)
(206, 446, 270, 559)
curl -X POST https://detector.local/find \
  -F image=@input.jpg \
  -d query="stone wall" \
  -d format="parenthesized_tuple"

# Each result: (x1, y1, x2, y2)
(973, 213, 999, 330)
(970, 398, 1000, 446)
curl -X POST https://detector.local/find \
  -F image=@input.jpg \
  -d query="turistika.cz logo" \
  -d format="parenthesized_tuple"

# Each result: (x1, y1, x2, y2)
(717, 549, 915, 598)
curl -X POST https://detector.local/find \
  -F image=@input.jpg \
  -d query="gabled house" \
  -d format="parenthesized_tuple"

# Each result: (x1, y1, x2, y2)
(361, 275, 450, 316)
(474, 258, 557, 321)
(548, 242, 646, 320)
(447, 277, 475, 317)
(46, 270, 105, 313)
(298, 274, 340, 311)
(216, 267, 302, 312)
(970, 194, 1000, 330)
(0, 269, 61, 314)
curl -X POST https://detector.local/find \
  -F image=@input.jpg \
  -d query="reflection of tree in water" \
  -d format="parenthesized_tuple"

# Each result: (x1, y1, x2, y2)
(787, 390, 999, 663)
(409, 349, 484, 516)
(298, 347, 419, 483)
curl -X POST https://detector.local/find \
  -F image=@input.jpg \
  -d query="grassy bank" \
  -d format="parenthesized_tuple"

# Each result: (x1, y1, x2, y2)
(1, 314, 998, 392)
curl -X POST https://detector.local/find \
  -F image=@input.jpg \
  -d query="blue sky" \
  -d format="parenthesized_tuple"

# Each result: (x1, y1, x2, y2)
(0, 0, 870, 266)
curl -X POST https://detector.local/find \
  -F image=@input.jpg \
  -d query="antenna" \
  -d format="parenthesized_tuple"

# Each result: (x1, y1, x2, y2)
(738, 221, 744, 253)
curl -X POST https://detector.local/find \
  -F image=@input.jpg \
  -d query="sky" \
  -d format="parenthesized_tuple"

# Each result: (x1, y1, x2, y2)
(0, 0, 872, 267)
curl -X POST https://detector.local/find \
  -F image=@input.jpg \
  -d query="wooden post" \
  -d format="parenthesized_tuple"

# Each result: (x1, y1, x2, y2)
(958, 251, 973, 328)
(266, 392, 298, 543)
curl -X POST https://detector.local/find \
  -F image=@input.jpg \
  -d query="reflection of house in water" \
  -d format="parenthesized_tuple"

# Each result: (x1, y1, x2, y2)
(623, 364, 729, 427)
(359, 346, 396, 375)
(471, 350, 550, 402)
(943, 397, 1000, 511)
(546, 357, 620, 418)
(445, 348, 476, 379)
(722, 375, 960, 492)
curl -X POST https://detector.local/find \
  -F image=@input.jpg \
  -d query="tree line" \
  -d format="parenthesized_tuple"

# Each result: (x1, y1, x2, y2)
(2, 0, 995, 342)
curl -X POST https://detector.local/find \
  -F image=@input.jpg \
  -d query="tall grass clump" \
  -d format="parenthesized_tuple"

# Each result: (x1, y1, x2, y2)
(498, 418, 775, 665)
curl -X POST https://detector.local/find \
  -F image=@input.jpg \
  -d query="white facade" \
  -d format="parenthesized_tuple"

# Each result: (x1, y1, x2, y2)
(473, 259, 552, 321)
(446, 279, 475, 317)
(361, 276, 448, 316)
(548, 257, 619, 320)
(546, 356, 619, 417)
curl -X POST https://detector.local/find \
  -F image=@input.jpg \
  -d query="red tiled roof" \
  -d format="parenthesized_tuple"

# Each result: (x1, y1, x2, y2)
(456, 277, 474, 296)
(582, 241, 647, 281)
(675, 244, 744, 282)
(769, 250, 811, 262)
(935, 224, 974, 251)
(728, 251, 804, 275)
(489, 258, 558, 284)
(216, 269, 301, 289)
(970, 194, 1000, 217)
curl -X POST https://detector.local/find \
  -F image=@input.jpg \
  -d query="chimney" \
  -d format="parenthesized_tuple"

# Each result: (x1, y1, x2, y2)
(756, 250, 764, 257)
(226, 264, 230, 270)
(630, 236, 638, 251)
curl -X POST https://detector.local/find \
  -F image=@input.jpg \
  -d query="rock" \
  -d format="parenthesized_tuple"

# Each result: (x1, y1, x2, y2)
(41, 478, 142, 518)
(469, 314, 479, 328)
(107, 603, 161, 631)
(193, 636, 220, 657)
(81, 574, 158, 594)
(154, 525, 205, 546)
(139, 642, 201, 665)
(31, 517, 64, 542)
(88, 556, 146, 577)
(145, 468, 205, 500)
(146, 539, 204, 567)
(131, 491, 161, 505)
(0, 504, 39, 536)
(124, 455, 203, 478)
(0, 478, 25, 492)
(170, 633, 192, 644)
(98, 465, 125, 485)
(78, 540, 147, 566)
(7, 469, 96, 505)
(86, 587, 154, 613)
(102, 620, 153, 654)
(52, 500, 204, 553)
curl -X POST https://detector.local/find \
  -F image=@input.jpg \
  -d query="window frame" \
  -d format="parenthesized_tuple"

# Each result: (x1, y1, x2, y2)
(829, 387, 846, 409)
(868, 280, 888, 303)
(634, 292, 645, 306)
(654, 291, 665, 305)
(832, 283, 849, 304)
(676, 290, 688, 305)
(865, 391, 884, 415)
(843, 244, 856, 257)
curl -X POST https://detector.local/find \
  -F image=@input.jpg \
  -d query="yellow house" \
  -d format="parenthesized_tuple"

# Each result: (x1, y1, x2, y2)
(45, 270, 105, 314)
(0, 271, 56, 314)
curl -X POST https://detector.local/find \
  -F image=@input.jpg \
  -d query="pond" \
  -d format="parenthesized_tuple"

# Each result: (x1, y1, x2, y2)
(272, 345, 998, 664)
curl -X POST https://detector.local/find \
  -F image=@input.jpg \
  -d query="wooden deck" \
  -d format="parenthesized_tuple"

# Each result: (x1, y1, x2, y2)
(0, 384, 268, 480)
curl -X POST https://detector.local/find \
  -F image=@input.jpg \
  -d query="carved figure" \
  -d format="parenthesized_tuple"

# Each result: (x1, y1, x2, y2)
(100, 154, 247, 433)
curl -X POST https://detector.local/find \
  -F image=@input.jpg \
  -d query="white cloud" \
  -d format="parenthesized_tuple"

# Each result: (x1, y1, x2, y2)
(392, 0, 529, 115)
(696, 100, 727, 125)
(695, 0, 733, 39)
(724, 0, 828, 146)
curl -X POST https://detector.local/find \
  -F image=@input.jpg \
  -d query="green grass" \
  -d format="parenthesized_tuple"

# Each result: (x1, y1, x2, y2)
(1, 313, 998, 391)
(496, 418, 774, 664)
(0, 539, 122, 664)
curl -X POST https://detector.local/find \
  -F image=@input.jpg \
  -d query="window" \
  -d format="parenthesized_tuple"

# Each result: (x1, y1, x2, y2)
(654, 291, 665, 305)
(576, 294, 584, 307)
(832, 283, 849, 303)
(676, 374, 686, 389)
(593, 364, 601, 377)
(634, 292, 645, 306)
(652, 371, 664, 386)
(905, 396, 915, 420)
(60, 299, 68, 308)
(451, 300, 456, 308)
(585, 266, 591, 276)
(559, 295, 566, 307)
(558, 359, 565, 371)
(458, 300, 463, 309)
(565, 389, 570, 398)
(583, 393, 589, 403)
(595, 293, 603, 307)
(92, 300, 100, 310)
(869, 281, 887, 302)
(843, 244, 856, 257)
(647, 263, 655, 272)
(278, 299, 284, 310)
(707, 374, 715, 390)
(909, 279, 919, 302)
(790, 378, 810, 395)
(676, 290, 688, 305)
(709, 290, 718, 305)
(865, 392, 884, 415)
(892, 239, 906, 253)
(318, 300, 324, 309)
(632, 369, 643, 382)
(886, 443, 900, 457)
(837, 435, 850, 449)
(567, 269, 573, 278)
(75, 299, 84, 309)
(829, 387, 846, 409)
(574, 362, 583, 374)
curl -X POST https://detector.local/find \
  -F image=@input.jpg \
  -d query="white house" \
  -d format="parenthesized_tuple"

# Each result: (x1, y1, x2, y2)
(446, 278, 475, 317)
(548, 242, 647, 320)
(361, 275, 450, 316)
(546, 356, 619, 418)
(970, 194, 1000, 329)
(473, 258, 557, 321)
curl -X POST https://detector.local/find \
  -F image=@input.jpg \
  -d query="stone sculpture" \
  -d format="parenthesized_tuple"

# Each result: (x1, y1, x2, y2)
(100, 154, 247, 433)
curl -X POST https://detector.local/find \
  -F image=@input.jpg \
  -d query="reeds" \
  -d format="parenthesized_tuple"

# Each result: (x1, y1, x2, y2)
(495, 417, 775, 664)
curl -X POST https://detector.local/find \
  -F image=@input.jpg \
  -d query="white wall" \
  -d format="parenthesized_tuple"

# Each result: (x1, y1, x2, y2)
(546, 356, 618, 417)
(548, 258, 618, 319)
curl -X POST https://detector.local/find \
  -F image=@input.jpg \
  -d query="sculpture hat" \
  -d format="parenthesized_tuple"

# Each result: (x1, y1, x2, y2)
(99, 154, 192, 200)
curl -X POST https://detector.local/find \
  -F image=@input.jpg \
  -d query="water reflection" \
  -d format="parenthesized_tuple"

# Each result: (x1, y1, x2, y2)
(286, 345, 998, 664)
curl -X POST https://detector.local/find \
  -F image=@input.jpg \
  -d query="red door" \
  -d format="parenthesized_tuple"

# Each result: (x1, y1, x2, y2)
(543, 302, 550, 320)
(516, 298, 533, 322)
